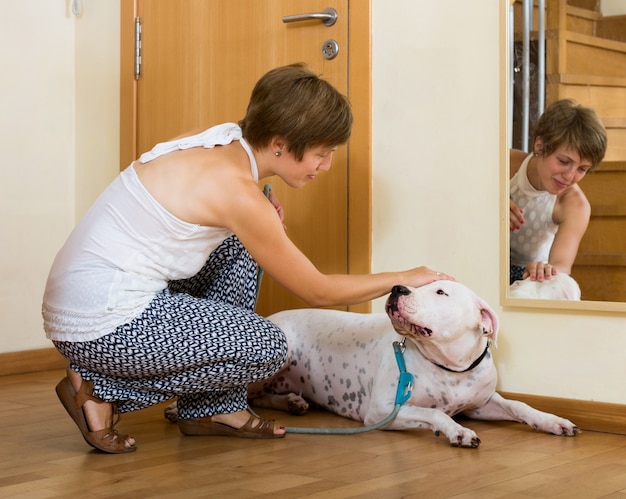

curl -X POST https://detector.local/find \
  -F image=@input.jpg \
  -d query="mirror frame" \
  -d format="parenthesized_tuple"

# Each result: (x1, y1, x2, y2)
(499, 1, 626, 313)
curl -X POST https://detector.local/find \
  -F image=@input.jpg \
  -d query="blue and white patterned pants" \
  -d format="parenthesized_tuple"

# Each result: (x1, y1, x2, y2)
(54, 236, 287, 419)
(510, 264, 526, 284)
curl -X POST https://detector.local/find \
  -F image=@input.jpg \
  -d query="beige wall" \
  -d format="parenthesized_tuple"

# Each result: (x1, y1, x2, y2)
(0, 1, 119, 352)
(371, 1, 625, 405)
(1, 1, 624, 405)
(601, 0, 626, 16)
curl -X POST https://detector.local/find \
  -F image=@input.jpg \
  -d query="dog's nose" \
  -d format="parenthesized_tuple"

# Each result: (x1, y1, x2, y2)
(386, 285, 410, 314)
(390, 285, 411, 297)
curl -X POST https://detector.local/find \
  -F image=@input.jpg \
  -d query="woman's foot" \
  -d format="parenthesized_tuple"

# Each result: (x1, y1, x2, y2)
(178, 409, 286, 439)
(66, 369, 137, 450)
(212, 410, 286, 437)
(56, 368, 136, 452)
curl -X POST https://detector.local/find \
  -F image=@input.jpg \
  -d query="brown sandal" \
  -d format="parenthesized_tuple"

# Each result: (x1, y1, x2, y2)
(55, 374, 137, 453)
(178, 411, 285, 439)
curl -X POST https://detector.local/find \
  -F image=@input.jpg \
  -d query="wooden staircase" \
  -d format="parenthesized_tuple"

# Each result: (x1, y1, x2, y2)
(514, 0, 626, 301)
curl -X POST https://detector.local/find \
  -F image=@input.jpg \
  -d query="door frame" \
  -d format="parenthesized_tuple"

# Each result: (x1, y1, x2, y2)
(120, 0, 372, 312)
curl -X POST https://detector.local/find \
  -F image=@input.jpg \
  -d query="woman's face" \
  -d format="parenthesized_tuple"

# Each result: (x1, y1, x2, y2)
(279, 145, 337, 188)
(535, 145, 592, 195)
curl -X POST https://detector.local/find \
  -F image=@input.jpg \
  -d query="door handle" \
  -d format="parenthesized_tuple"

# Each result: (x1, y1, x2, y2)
(283, 7, 337, 27)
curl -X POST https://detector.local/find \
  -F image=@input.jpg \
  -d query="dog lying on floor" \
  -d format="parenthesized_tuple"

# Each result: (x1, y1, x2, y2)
(166, 281, 579, 447)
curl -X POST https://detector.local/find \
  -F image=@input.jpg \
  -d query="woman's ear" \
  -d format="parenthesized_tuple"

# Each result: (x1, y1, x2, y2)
(270, 137, 286, 154)
(533, 137, 544, 155)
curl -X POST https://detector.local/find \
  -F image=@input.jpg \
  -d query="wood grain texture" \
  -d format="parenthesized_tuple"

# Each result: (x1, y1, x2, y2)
(1, 370, 625, 497)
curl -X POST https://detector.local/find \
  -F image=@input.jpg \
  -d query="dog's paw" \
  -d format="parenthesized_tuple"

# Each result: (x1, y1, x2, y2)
(535, 416, 580, 436)
(286, 393, 309, 415)
(252, 392, 309, 414)
(164, 401, 179, 423)
(443, 428, 481, 448)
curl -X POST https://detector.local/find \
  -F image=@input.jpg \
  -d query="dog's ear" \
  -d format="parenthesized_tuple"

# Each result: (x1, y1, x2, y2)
(477, 299, 499, 347)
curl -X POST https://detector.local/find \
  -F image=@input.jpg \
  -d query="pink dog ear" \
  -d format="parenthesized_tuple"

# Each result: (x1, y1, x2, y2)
(478, 300, 499, 347)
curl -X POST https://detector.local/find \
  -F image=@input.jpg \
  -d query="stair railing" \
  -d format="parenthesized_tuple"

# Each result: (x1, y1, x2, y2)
(512, 0, 546, 152)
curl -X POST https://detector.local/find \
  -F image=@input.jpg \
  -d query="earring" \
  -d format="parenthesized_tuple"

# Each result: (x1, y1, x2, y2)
(275, 151, 281, 157)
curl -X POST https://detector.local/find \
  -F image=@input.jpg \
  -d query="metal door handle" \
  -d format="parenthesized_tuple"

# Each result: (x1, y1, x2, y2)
(283, 7, 337, 27)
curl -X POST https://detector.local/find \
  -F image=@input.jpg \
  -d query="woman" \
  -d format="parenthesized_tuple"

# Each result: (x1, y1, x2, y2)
(510, 99, 607, 284)
(43, 63, 453, 453)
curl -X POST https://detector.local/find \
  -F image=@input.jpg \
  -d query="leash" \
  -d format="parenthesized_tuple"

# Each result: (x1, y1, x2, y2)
(255, 184, 412, 434)
(285, 339, 413, 434)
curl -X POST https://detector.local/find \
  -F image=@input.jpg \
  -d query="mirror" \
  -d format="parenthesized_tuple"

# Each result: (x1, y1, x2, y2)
(502, 0, 626, 312)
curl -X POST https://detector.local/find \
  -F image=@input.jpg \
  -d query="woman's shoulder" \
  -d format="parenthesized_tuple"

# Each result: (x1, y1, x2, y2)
(555, 184, 590, 223)
(509, 149, 528, 177)
(558, 183, 589, 204)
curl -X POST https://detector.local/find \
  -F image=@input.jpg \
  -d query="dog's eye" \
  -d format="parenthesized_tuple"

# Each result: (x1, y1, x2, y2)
(436, 289, 449, 296)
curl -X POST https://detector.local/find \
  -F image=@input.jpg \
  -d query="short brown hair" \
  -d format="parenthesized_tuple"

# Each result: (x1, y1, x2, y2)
(239, 63, 353, 161)
(533, 99, 607, 171)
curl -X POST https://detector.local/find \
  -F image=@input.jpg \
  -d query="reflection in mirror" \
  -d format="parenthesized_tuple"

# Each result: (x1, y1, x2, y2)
(505, 0, 626, 309)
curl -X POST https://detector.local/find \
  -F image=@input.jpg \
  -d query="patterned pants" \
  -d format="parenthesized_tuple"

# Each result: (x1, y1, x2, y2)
(510, 264, 526, 284)
(54, 236, 287, 419)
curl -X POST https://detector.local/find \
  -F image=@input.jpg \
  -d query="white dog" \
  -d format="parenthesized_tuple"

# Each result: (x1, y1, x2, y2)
(510, 273, 581, 300)
(166, 281, 579, 447)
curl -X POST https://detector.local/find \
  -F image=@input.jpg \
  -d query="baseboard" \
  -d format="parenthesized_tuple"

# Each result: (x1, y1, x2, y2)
(499, 391, 626, 435)
(0, 349, 623, 435)
(0, 347, 67, 376)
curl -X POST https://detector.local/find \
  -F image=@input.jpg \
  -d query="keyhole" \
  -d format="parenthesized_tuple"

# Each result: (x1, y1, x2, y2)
(322, 39, 339, 60)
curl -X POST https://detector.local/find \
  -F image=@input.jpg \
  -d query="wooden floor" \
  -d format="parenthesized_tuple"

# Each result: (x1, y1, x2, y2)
(1, 370, 625, 498)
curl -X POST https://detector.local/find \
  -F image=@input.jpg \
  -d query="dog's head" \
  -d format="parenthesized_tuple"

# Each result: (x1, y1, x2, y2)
(385, 281, 499, 371)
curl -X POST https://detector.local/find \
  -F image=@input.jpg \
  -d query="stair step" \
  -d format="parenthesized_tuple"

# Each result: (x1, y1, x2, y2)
(558, 73, 626, 88)
(597, 160, 626, 172)
(567, 0, 600, 13)
(575, 253, 626, 267)
(567, 5, 600, 22)
(566, 4, 626, 43)
(578, 218, 626, 254)
(596, 15, 626, 43)
(590, 205, 626, 217)
(570, 263, 626, 302)
(565, 30, 626, 54)
(559, 31, 626, 80)
(605, 129, 626, 162)
(580, 165, 626, 208)
(566, 5, 600, 37)
(603, 117, 626, 128)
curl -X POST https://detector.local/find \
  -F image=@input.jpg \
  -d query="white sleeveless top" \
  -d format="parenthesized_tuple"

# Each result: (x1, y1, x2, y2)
(43, 123, 258, 342)
(509, 154, 558, 267)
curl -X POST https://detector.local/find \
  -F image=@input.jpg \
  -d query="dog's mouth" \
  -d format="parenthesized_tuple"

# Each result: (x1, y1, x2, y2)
(386, 292, 433, 338)
(386, 310, 433, 338)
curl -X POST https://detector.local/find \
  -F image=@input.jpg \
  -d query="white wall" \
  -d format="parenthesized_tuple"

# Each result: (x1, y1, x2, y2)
(1, 2, 74, 353)
(0, 1, 119, 353)
(601, 0, 626, 16)
(370, 0, 625, 405)
(1, 1, 624, 405)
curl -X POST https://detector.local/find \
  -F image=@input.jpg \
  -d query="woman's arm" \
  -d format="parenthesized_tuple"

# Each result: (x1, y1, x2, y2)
(523, 187, 590, 281)
(228, 183, 451, 307)
(548, 187, 591, 274)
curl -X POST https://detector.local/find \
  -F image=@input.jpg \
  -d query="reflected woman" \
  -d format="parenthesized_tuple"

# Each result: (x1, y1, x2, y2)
(509, 99, 607, 285)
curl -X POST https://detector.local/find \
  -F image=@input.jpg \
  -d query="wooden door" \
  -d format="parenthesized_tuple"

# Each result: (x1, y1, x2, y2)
(120, 0, 371, 316)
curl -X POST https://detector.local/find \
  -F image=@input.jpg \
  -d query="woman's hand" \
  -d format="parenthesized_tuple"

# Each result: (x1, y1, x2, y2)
(523, 261, 558, 281)
(403, 266, 455, 288)
(510, 198, 524, 231)
(267, 189, 286, 230)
